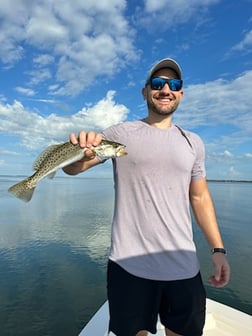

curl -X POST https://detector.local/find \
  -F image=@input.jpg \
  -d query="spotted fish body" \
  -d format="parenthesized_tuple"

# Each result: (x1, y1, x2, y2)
(8, 140, 127, 202)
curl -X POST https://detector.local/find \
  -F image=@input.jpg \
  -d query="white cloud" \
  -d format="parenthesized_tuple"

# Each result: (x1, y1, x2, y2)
(176, 70, 252, 133)
(229, 166, 240, 177)
(75, 91, 128, 130)
(172, 70, 252, 173)
(0, 149, 20, 156)
(232, 29, 252, 52)
(207, 150, 235, 163)
(205, 152, 246, 180)
(0, 91, 128, 150)
(33, 54, 55, 67)
(223, 150, 233, 158)
(144, 0, 219, 12)
(0, 0, 139, 96)
(15, 87, 36, 96)
(28, 68, 52, 86)
(139, 0, 220, 29)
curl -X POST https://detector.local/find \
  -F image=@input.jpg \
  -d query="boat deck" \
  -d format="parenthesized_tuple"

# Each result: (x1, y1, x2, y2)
(148, 311, 251, 336)
(79, 299, 252, 336)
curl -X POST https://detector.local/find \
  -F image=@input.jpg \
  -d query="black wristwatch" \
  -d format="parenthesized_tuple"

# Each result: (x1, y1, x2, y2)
(211, 248, 227, 255)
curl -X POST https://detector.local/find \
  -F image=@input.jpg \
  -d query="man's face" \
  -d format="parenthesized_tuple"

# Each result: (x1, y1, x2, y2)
(143, 68, 184, 117)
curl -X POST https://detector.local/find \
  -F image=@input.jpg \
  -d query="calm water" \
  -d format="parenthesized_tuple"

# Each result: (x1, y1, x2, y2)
(0, 177, 251, 335)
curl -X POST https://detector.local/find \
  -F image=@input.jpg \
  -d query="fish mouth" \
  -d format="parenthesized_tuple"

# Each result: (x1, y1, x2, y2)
(117, 147, 127, 156)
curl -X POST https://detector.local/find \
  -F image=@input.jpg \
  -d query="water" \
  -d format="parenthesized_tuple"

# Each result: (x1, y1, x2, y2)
(0, 177, 251, 335)
(193, 181, 252, 314)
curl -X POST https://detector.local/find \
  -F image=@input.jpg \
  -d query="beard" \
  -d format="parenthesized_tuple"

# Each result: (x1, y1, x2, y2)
(146, 94, 179, 116)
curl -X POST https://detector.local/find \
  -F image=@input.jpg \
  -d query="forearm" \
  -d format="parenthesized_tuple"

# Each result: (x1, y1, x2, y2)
(190, 184, 224, 248)
(190, 178, 230, 287)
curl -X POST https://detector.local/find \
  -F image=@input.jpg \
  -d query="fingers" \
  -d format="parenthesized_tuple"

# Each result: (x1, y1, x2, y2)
(70, 133, 79, 145)
(209, 254, 231, 288)
(69, 131, 103, 148)
(209, 273, 229, 288)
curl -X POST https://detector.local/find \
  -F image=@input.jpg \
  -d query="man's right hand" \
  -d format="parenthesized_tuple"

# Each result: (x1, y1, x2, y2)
(63, 130, 104, 175)
(70, 130, 103, 149)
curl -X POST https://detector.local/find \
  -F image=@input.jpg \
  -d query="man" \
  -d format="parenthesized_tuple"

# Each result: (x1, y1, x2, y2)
(63, 58, 230, 336)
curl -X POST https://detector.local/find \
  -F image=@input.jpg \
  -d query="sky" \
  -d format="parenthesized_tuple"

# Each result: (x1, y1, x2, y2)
(0, 0, 252, 180)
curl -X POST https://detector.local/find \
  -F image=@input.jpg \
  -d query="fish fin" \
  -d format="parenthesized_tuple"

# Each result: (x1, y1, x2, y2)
(33, 144, 63, 171)
(47, 171, 57, 179)
(8, 178, 36, 202)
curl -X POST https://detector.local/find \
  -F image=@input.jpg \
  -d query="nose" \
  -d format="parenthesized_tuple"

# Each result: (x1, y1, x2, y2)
(160, 83, 172, 93)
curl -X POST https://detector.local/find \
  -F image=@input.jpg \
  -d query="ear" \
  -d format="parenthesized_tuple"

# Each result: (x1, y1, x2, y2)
(142, 87, 147, 100)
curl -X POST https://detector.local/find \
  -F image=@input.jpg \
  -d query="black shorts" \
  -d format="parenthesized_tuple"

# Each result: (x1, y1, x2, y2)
(107, 260, 206, 336)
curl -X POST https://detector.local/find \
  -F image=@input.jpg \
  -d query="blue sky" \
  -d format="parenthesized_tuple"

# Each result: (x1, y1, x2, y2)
(0, 0, 252, 180)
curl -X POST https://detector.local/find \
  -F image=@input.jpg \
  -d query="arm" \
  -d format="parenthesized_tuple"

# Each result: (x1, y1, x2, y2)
(189, 178, 230, 287)
(63, 131, 104, 175)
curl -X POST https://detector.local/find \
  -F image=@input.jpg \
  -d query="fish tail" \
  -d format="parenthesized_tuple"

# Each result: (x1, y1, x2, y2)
(8, 178, 36, 202)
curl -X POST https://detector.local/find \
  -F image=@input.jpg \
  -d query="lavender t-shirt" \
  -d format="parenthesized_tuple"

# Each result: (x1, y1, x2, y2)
(103, 121, 206, 281)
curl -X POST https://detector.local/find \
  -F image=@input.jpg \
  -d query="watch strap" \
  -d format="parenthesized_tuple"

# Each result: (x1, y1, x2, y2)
(211, 247, 227, 255)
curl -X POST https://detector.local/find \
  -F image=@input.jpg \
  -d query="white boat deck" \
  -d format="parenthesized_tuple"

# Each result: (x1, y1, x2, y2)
(79, 299, 252, 336)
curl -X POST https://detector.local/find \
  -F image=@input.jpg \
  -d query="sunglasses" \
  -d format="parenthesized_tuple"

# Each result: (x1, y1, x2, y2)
(148, 77, 183, 91)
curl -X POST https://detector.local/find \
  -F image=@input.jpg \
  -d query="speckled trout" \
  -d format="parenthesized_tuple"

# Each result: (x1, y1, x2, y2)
(8, 140, 127, 202)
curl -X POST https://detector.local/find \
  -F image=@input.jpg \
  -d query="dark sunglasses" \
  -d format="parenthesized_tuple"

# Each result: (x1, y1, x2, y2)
(148, 77, 183, 91)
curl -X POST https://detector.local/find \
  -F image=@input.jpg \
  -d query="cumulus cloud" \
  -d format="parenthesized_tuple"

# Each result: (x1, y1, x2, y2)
(205, 151, 251, 180)
(176, 70, 252, 133)
(172, 70, 252, 177)
(207, 150, 235, 163)
(33, 54, 55, 67)
(0, 1, 251, 179)
(137, 0, 220, 30)
(0, 91, 128, 150)
(229, 165, 240, 177)
(2, 68, 251, 158)
(0, 0, 139, 96)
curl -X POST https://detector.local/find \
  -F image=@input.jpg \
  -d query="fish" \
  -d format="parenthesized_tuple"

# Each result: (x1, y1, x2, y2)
(8, 139, 127, 202)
